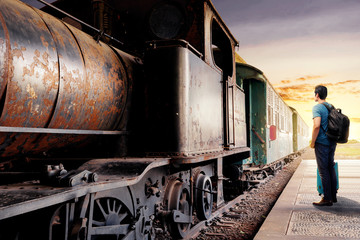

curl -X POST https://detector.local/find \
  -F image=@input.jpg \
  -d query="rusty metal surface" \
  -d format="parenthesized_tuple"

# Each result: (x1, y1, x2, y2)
(62, 23, 127, 130)
(0, 0, 59, 128)
(234, 87, 247, 147)
(144, 43, 223, 156)
(0, 0, 129, 158)
(0, 12, 9, 100)
(0, 0, 59, 157)
(36, 9, 87, 130)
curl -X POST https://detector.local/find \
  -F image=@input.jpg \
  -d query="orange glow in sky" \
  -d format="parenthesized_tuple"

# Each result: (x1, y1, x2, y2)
(212, 0, 360, 140)
(239, 34, 360, 140)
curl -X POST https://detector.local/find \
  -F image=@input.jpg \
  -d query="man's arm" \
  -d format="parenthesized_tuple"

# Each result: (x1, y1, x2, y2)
(310, 116, 321, 148)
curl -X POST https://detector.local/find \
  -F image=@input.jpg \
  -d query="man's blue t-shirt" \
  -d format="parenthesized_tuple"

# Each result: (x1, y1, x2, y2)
(312, 102, 331, 145)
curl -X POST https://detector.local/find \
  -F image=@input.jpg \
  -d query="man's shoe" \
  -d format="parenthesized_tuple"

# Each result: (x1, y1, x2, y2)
(313, 198, 333, 206)
(332, 196, 337, 203)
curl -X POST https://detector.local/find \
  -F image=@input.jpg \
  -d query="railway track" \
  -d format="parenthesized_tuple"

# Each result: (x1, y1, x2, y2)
(185, 190, 255, 239)
(177, 153, 303, 240)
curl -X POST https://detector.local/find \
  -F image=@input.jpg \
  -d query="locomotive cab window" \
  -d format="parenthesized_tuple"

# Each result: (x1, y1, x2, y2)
(211, 20, 233, 78)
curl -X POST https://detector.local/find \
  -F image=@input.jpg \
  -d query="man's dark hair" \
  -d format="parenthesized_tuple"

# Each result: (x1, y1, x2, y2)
(315, 85, 327, 100)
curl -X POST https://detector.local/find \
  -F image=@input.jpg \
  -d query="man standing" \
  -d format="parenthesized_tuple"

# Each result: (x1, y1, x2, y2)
(310, 85, 337, 206)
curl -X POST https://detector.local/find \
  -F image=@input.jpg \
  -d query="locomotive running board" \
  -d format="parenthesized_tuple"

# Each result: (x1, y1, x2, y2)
(0, 158, 170, 221)
(173, 146, 250, 164)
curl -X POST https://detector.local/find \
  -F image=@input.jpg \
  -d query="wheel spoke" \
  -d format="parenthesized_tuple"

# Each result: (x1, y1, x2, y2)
(112, 200, 116, 212)
(107, 199, 111, 213)
(92, 220, 106, 226)
(96, 199, 108, 219)
(91, 197, 133, 238)
(118, 213, 128, 223)
(116, 204, 122, 214)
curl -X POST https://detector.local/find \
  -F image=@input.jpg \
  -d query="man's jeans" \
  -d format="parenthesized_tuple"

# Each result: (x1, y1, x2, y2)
(315, 142, 337, 201)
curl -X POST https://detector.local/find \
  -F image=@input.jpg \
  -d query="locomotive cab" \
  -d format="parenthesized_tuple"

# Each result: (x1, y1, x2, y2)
(138, 0, 248, 157)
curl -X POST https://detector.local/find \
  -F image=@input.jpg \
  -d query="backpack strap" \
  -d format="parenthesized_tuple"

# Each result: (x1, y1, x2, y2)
(321, 102, 334, 112)
(320, 102, 334, 132)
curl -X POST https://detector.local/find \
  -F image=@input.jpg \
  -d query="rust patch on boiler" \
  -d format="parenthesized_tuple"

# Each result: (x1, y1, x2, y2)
(0, 11, 11, 101)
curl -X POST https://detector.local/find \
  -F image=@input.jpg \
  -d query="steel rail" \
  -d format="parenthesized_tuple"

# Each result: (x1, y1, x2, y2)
(183, 191, 251, 240)
(184, 153, 301, 239)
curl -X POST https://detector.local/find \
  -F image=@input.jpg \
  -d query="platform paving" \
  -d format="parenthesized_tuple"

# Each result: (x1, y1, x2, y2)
(254, 159, 360, 240)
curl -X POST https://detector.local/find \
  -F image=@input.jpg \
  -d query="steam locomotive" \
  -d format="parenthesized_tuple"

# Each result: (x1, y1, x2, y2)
(0, 0, 309, 239)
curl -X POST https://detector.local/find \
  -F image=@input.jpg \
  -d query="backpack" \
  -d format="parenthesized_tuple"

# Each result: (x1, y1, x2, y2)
(321, 103, 350, 143)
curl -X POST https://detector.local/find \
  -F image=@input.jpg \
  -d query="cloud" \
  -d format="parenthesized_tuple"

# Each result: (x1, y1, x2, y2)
(325, 80, 360, 86)
(279, 80, 291, 84)
(274, 78, 360, 102)
(296, 75, 323, 81)
(323, 80, 360, 96)
(277, 75, 324, 85)
(275, 84, 314, 102)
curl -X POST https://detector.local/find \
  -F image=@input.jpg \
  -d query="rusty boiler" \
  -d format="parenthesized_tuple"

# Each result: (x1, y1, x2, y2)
(0, 0, 131, 159)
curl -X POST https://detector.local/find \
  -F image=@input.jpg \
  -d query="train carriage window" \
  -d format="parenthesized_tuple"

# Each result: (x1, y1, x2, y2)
(285, 111, 289, 132)
(279, 104, 283, 131)
(268, 86, 273, 106)
(267, 86, 274, 126)
(211, 20, 233, 77)
(280, 103, 285, 132)
(288, 111, 291, 133)
(267, 105, 271, 125)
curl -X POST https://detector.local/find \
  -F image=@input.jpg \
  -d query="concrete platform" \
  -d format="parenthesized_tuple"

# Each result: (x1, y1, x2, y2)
(255, 159, 360, 240)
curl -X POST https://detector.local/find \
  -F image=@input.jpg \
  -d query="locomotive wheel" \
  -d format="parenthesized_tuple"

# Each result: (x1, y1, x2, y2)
(49, 204, 69, 240)
(90, 197, 133, 240)
(195, 174, 213, 220)
(49, 203, 88, 240)
(166, 179, 191, 239)
(0, 204, 74, 240)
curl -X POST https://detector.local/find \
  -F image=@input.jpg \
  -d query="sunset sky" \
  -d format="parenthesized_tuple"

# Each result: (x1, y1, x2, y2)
(212, 0, 360, 140)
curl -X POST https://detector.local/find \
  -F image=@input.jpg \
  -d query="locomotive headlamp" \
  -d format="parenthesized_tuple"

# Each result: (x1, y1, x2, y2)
(149, 3, 185, 39)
